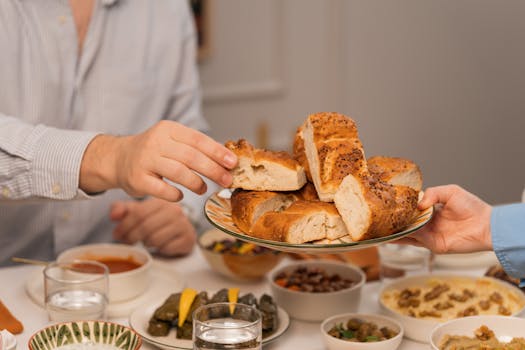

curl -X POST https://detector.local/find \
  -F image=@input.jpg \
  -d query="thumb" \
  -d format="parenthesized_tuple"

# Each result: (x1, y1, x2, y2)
(110, 201, 128, 221)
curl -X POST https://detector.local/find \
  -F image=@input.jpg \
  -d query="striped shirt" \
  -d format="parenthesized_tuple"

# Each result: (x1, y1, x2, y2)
(0, 0, 210, 265)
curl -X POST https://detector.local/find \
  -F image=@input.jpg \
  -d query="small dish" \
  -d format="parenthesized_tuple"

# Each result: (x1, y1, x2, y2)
(430, 315, 525, 349)
(268, 260, 366, 322)
(204, 190, 433, 254)
(57, 243, 152, 302)
(321, 313, 403, 350)
(28, 320, 141, 350)
(198, 228, 282, 281)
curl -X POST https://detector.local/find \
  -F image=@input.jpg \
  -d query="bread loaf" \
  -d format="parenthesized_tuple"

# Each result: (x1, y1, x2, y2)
(302, 112, 368, 202)
(368, 156, 423, 192)
(225, 139, 306, 191)
(292, 126, 312, 181)
(250, 200, 347, 244)
(334, 174, 418, 241)
(230, 189, 295, 234)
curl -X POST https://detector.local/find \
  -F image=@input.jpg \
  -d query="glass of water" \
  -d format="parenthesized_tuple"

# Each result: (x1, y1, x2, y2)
(44, 260, 109, 322)
(193, 302, 262, 350)
(378, 243, 433, 284)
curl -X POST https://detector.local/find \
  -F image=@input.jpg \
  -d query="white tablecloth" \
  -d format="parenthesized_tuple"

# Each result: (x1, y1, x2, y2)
(1, 248, 489, 350)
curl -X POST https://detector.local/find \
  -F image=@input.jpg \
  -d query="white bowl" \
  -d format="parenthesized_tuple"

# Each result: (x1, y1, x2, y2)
(378, 274, 525, 342)
(268, 260, 366, 322)
(321, 313, 403, 350)
(57, 243, 152, 302)
(430, 315, 525, 349)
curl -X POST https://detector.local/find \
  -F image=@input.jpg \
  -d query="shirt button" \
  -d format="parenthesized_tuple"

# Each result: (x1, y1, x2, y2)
(52, 184, 62, 195)
(2, 187, 10, 198)
(58, 15, 67, 24)
(62, 211, 72, 221)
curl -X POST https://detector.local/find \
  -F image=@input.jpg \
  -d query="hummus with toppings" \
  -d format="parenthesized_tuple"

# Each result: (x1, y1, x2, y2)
(380, 277, 525, 322)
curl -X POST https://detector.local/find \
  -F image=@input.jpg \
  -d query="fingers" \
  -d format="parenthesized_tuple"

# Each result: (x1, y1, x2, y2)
(110, 201, 128, 221)
(113, 200, 162, 241)
(168, 123, 237, 170)
(154, 157, 207, 195)
(418, 185, 462, 210)
(160, 141, 232, 189)
(137, 176, 184, 203)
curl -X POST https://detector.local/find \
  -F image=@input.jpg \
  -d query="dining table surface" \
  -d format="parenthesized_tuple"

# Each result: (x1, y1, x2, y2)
(1, 245, 495, 350)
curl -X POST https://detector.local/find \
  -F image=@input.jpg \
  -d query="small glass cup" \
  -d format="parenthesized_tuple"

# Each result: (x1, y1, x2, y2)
(378, 243, 433, 284)
(43, 260, 109, 322)
(193, 302, 262, 350)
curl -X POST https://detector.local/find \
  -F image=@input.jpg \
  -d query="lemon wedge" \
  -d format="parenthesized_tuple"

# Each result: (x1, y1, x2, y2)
(178, 288, 197, 327)
(228, 287, 240, 314)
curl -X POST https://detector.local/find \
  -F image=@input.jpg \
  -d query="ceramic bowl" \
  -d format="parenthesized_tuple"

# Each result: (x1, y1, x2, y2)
(57, 243, 152, 302)
(378, 274, 525, 342)
(28, 320, 141, 350)
(268, 260, 366, 322)
(198, 229, 282, 281)
(430, 315, 525, 349)
(320, 313, 403, 350)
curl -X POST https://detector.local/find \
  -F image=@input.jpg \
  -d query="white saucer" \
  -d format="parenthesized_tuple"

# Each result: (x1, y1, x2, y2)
(25, 260, 185, 319)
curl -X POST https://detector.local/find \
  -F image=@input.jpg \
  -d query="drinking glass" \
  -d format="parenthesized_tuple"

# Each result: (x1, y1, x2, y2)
(193, 302, 262, 350)
(378, 243, 433, 284)
(44, 260, 109, 322)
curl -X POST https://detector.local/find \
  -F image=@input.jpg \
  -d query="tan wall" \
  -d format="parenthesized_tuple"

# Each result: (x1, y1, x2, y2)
(200, 0, 525, 204)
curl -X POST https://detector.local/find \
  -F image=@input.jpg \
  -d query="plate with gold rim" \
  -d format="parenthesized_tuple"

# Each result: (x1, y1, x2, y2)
(204, 190, 433, 254)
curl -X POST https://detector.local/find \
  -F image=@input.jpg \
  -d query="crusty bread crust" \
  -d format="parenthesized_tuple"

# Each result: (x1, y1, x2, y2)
(230, 189, 295, 234)
(334, 174, 418, 241)
(292, 126, 312, 181)
(225, 139, 306, 191)
(303, 112, 368, 202)
(368, 156, 423, 192)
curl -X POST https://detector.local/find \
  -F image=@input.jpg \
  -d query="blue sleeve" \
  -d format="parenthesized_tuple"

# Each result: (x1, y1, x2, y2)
(491, 203, 525, 280)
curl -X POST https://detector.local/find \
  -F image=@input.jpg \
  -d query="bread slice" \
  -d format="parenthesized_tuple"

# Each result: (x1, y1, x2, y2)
(230, 189, 295, 233)
(302, 112, 368, 202)
(291, 182, 319, 201)
(225, 139, 306, 191)
(334, 174, 418, 241)
(368, 156, 423, 192)
(292, 126, 312, 181)
(250, 200, 347, 244)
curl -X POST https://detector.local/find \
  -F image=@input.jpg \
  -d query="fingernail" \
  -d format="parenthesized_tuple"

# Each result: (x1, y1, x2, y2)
(224, 153, 237, 168)
(221, 173, 232, 187)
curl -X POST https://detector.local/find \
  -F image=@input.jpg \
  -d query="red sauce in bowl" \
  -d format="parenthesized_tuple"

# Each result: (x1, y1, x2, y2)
(73, 256, 143, 274)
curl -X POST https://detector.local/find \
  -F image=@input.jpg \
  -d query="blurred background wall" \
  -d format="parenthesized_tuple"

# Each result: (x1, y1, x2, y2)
(198, 0, 525, 204)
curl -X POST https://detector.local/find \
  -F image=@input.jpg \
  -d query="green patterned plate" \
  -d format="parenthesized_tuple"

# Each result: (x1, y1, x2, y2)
(28, 321, 141, 350)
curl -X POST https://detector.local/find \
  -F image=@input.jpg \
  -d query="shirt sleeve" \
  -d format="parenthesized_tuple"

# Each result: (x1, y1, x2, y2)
(491, 203, 525, 280)
(0, 114, 99, 200)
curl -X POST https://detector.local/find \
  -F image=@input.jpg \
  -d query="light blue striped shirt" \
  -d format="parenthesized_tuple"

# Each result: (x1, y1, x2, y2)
(0, 0, 210, 265)
(491, 203, 525, 286)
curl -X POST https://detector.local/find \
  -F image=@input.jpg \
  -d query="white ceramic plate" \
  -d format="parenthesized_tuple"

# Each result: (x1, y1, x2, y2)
(204, 190, 433, 254)
(129, 301, 290, 350)
(25, 260, 185, 318)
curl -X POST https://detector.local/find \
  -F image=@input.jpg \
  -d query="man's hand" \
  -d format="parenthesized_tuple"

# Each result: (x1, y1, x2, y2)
(110, 198, 196, 256)
(79, 120, 237, 201)
(396, 185, 493, 254)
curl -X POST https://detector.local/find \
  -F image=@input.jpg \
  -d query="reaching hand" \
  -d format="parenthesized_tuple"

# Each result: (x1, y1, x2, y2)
(80, 120, 237, 201)
(110, 197, 196, 256)
(396, 185, 493, 254)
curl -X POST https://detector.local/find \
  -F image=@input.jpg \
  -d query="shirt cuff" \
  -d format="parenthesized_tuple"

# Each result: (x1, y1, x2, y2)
(491, 203, 525, 280)
(29, 125, 100, 200)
